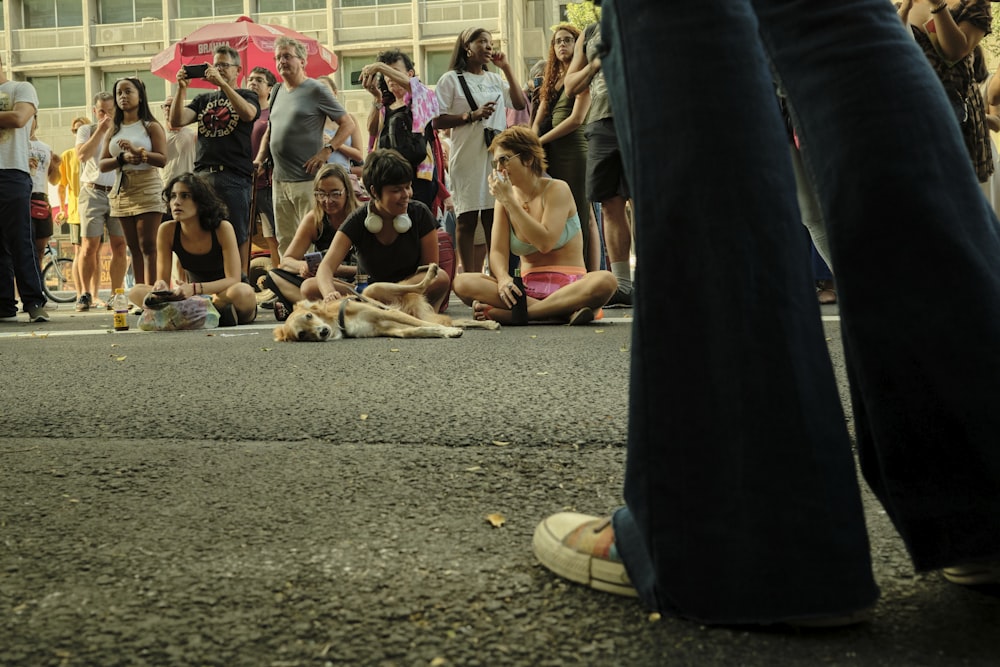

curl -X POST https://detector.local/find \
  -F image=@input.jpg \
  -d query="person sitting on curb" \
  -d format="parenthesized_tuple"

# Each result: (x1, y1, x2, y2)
(129, 173, 256, 326)
(452, 127, 617, 324)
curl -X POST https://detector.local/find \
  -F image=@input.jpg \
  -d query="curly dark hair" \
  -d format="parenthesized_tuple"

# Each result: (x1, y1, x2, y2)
(378, 48, 414, 74)
(162, 172, 229, 231)
(539, 24, 582, 117)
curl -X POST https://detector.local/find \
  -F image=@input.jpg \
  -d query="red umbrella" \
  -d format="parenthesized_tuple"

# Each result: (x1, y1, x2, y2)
(151, 16, 337, 90)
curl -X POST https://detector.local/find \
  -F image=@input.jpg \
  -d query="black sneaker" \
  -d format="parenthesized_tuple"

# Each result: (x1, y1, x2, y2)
(605, 287, 633, 308)
(28, 305, 50, 323)
(75, 293, 92, 312)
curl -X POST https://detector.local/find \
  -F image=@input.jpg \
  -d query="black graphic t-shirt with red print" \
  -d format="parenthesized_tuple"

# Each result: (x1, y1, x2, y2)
(188, 89, 260, 178)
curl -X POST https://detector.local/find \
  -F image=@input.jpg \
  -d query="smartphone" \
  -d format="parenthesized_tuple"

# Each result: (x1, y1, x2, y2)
(350, 70, 364, 86)
(533, 76, 543, 89)
(304, 251, 322, 274)
(184, 63, 209, 79)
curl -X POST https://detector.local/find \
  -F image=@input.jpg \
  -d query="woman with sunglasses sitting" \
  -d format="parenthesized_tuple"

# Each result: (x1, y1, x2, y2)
(264, 164, 360, 321)
(452, 126, 617, 324)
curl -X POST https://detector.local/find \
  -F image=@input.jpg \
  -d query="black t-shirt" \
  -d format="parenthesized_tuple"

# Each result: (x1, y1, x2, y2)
(339, 201, 436, 283)
(188, 89, 260, 178)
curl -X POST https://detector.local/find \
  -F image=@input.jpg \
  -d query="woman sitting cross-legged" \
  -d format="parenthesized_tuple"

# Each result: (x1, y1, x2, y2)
(129, 172, 257, 326)
(453, 126, 617, 324)
(264, 164, 360, 321)
(315, 149, 450, 310)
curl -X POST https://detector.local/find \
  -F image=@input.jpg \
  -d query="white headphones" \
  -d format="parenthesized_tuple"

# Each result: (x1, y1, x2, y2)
(364, 202, 412, 234)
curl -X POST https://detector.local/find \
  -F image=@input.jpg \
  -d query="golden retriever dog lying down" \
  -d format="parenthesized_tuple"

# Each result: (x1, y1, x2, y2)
(274, 264, 500, 342)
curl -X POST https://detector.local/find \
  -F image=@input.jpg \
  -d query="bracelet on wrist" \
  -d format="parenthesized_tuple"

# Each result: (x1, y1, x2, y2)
(931, 2, 948, 13)
(116, 153, 125, 166)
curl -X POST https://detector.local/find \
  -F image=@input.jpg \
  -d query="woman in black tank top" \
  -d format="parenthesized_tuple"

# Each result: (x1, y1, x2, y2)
(264, 164, 359, 319)
(127, 173, 257, 326)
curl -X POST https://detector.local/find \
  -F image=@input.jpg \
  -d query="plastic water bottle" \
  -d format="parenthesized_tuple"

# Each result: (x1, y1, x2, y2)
(355, 273, 369, 293)
(511, 267, 528, 325)
(111, 288, 129, 331)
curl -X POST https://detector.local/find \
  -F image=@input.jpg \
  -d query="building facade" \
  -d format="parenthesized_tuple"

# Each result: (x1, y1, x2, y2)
(0, 0, 572, 154)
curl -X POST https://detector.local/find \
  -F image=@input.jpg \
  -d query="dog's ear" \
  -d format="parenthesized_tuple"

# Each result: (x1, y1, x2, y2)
(273, 325, 291, 342)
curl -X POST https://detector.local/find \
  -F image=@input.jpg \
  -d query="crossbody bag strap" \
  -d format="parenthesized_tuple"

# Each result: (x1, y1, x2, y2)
(456, 72, 479, 112)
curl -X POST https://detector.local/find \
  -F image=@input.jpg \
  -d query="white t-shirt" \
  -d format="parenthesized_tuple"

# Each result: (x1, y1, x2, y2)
(0, 80, 39, 173)
(76, 123, 116, 187)
(28, 139, 52, 193)
(107, 120, 156, 172)
(435, 69, 512, 215)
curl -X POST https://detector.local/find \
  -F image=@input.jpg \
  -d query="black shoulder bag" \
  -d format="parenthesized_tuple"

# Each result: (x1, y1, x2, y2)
(457, 72, 502, 149)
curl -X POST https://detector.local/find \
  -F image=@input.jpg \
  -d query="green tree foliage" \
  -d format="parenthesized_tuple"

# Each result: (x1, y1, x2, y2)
(564, 1, 601, 31)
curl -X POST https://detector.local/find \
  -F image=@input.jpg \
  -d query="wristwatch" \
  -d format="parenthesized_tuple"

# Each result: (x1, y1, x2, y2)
(462, 111, 473, 124)
(323, 141, 334, 153)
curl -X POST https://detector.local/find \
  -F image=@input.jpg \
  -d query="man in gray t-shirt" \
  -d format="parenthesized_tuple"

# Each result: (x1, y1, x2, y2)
(0, 54, 48, 322)
(255, 36, 355, 254)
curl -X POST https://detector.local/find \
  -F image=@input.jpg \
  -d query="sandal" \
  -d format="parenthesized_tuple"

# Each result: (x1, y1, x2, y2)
(273, 300, 290, 322)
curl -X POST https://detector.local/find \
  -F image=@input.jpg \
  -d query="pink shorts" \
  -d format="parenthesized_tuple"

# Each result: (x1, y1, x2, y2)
(522, 266, 586, 300)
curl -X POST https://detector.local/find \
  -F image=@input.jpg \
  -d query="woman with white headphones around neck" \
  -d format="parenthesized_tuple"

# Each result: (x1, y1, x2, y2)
(315, 149, 451, 311)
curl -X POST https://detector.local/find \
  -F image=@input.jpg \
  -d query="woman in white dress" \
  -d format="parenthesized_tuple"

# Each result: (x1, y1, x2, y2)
(433, 27, 527, 274)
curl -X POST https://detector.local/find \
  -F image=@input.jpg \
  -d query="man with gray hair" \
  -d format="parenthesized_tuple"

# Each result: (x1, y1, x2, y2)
(171, 44, 260, 272)
(255, 36, 355, 254)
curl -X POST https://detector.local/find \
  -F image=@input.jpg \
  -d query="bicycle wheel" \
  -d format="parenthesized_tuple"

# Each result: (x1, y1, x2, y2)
(42, 258, 77, 303)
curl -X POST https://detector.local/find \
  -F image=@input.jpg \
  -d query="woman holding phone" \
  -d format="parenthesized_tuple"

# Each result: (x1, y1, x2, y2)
(264, 164, 359, 321)
(433, 28, 527, 275)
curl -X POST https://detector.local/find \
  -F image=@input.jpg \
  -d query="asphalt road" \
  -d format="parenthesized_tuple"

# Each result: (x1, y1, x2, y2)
(1, 301, 997, 666)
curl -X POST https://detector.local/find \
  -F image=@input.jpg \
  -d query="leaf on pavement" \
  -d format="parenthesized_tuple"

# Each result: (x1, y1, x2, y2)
(491, 440, 509, 447)
(486, 513, 506, 528)
(360, 414, 368, 420)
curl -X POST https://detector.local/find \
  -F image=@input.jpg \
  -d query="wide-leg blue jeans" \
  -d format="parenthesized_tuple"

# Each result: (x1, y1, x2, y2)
(603, 0, 1000, 624)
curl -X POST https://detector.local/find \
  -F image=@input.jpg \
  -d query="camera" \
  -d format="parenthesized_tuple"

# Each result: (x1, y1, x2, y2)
(184, 63, 209, 79)
(304, 251, 322, 274)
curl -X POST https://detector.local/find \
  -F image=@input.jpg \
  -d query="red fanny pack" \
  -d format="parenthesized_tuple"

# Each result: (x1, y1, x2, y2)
(30, 198, 51, 220)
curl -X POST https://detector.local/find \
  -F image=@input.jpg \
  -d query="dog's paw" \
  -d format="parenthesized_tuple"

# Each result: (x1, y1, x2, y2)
(479, 320, 501, 331)
(443, 327, 463, 338)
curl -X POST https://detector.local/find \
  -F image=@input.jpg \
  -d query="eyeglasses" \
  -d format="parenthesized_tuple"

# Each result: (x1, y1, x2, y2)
(214, 63, 236, 70)
(554, 37, 576, 45)
(275, 53, 299, 62)
(492, 153, 518, 169)
(314, 190, 345, 201)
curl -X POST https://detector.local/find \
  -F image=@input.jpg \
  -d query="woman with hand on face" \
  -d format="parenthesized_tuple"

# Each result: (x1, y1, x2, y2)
(99, 77, 167, 285)
(316, 150, 451, 311)
(452, 127, 617, 324)
(433, 27, 527, 275)
(532, 24, 601, 271)
(128, 173, 256, 326)
(264, 164, 359, 321)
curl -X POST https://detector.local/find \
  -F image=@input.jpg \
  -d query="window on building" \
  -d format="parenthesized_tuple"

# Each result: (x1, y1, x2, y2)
(100, 0, 163, 23)
(425, 51, 452, 87)
(176, 0, 243, 19)
(340, 0, 408, 8)
(527, 0, 544, 29)
(26, 74, 86, 109)
(559, 4, 569, 22)
(0, 1, 5, 30)
(339, 54, 377, 91)
(258, 0, 325, 11)
(102, 71, 166, 103)
(22, 0, 83, 28)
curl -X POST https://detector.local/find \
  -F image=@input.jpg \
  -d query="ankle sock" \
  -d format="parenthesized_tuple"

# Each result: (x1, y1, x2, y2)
(611, 262, 632, 292)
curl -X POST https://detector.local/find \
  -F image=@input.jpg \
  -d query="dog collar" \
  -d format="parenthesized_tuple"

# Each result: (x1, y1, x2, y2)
(337, 297, 351, 337)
